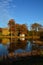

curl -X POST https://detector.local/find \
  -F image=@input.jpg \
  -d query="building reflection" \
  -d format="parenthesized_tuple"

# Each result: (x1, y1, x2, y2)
(2, 38, 10, 45)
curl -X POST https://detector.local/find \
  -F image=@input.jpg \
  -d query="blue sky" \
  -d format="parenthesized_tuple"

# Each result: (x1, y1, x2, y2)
(0, 0, 43, 28)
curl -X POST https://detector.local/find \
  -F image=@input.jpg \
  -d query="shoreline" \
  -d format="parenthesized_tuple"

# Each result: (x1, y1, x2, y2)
(0, 36, 40, 39)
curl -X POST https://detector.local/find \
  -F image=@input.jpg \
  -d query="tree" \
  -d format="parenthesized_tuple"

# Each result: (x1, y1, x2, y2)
(0, 28, 2, 36)
(8, 19, 15, 35)
(20, 24, 28, 36)
(15, 24, 20, 36)
(8, 19, 15, 25)
(31, 23, 42, 36)
(31, 23, 42, 31)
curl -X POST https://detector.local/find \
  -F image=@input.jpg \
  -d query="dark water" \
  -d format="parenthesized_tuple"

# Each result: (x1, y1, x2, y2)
(0, 38, 43, 56)
(0, 38, 43, 64)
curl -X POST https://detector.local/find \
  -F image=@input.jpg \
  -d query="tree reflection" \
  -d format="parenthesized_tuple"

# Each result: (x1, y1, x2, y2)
(0, 38, 2, 43)
(30, 41, 43, 55)
(8, 39, 27, 53)
(0, 38, 43, 56)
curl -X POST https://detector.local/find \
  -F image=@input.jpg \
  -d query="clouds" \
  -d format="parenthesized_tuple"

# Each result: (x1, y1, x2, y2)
(0, 0, 16, 14)
(0, 0, 11, 8)
(0, 0, 16, 24)
(0, 0, 16, 10)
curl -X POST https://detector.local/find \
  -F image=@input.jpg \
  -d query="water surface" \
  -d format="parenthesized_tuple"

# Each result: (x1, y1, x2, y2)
(0, 38, 43, 56)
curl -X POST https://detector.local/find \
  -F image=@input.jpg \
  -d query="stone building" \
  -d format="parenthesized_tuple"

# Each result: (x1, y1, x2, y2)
(2, 28, 10, 35)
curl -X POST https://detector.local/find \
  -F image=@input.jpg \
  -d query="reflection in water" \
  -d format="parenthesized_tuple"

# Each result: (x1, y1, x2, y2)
(2, 38, 10, 45)
(0, 38, 43, 56)
(0, 44, 8, 56)
(25, 41, 32, 52)
(0, 39, 2, 43)
(8, 39, 27, 53)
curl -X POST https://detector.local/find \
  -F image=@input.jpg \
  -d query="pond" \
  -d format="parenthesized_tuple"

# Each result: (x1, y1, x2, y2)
(0, 38, 43, 56)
